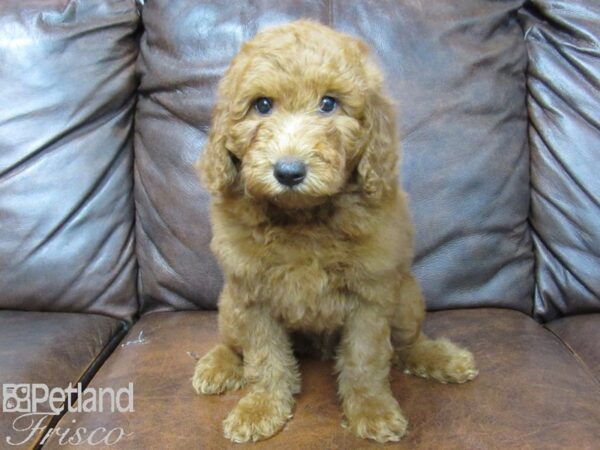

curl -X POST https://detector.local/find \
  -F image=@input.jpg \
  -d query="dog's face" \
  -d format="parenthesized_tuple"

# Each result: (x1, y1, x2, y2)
(200, 21, 398, 209)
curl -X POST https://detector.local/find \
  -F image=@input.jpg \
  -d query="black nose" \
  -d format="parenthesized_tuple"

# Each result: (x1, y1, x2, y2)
(273, 158, 306, 187)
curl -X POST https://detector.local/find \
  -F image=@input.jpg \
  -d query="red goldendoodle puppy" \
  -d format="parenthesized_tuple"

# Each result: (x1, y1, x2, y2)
(193, 20, 478, 443)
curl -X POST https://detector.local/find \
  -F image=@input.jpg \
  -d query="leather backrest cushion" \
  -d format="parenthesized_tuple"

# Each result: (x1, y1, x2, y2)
(521, 0, 600, 321)
(0, 0, 140, 320)
(136, 0, 533, 313)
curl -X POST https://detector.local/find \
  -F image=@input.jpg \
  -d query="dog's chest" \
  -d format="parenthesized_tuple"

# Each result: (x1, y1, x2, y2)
(231, 227, 360, 332)
(259, 254, 356, 332)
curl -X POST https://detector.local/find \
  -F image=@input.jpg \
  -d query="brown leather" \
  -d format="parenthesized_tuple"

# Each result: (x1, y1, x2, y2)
(135, 0, 533, 315)
(0, 311, 126, 450)
(44, 309, 600, 449)
(520, 1, 600, 321)
(546, 314, 600, 383)
(0, 0, 139, 320)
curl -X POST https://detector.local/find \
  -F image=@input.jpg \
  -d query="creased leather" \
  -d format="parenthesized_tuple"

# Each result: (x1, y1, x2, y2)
(136, 0, 533, 313)
(520, 0, 600, 321)
(0, 0, 139, 320)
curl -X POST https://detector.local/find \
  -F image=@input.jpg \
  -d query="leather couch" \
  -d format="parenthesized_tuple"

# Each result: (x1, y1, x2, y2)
(1, 0, 598, 448)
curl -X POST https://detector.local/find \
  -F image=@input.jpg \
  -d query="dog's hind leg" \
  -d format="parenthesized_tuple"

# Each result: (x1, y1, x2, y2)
(192, 343, 245, 395)
(392, 273, 478, 384)
(397, 333, 479, 384)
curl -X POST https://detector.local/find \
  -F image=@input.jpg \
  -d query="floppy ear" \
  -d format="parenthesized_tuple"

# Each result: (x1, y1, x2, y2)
(356, 61, 400, 200)
(196, 102, 238, 196)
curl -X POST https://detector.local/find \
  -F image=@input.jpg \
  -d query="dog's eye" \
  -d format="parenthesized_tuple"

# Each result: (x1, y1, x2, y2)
(254, 97, 273, 115)
(318, 96, 337, 114)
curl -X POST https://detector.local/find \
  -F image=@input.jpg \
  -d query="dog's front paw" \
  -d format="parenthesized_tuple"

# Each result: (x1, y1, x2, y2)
(192, 344, 245, 395)
(402, 338, 478, 384)
(343, 396, 408, 443)
(223, 390, 293, 443)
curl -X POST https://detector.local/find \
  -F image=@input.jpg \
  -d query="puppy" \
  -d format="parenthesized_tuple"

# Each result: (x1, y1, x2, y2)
(193, 20, 478, 443)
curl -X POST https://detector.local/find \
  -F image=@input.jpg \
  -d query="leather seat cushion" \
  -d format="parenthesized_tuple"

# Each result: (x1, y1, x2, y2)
(42, 308, 600, 449)
(0, 311, 127, 449)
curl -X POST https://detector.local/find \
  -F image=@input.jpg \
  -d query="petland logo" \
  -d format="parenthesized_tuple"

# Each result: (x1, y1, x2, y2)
(2, 383, 134, 446)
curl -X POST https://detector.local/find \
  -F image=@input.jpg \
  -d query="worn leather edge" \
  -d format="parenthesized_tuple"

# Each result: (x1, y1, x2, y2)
(34, 319, 131, 449)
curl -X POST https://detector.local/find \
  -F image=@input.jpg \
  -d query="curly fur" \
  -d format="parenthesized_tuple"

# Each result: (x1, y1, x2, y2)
(193, 20, 478, 443)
